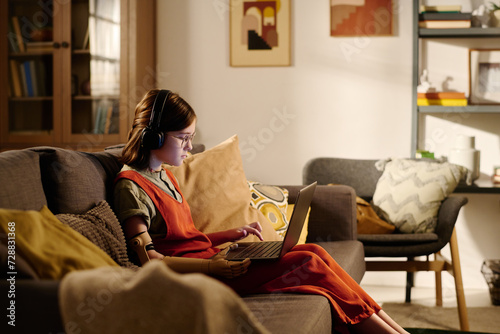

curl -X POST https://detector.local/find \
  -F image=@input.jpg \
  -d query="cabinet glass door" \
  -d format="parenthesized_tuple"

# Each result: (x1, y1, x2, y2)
(69, 0, 121, 144)
(6, 0, 58, 143)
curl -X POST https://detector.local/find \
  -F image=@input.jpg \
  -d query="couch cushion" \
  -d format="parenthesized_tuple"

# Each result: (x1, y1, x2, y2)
(358, 233, 438, 245)
(314, 240, 366, 283)
(0, 149, 47, 210)
(243, 294, 331, 334)
(37, 147, 108, 214)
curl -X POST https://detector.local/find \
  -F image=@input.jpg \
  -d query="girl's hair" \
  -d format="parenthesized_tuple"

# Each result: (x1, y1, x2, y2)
(120, 89, 196, 169)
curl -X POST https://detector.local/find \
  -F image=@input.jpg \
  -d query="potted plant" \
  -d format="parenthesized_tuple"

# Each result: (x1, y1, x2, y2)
(491, 2, 500, 26)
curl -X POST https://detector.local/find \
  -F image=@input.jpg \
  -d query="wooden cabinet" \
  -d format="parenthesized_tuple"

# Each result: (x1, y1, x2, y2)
(1, 0, 156, 151)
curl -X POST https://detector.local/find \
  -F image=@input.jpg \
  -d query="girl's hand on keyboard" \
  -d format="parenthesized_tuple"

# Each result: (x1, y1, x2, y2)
(205, 222, 264, 246)
(233, 222, 263, 241)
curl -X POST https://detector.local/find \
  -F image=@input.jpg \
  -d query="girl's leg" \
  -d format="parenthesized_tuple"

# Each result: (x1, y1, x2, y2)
(377, 310, 410, 334)
(351, 312, 409, 334)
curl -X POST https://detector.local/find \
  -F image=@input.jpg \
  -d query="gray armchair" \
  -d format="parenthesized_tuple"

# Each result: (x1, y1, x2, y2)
(303, 157, 470, 331)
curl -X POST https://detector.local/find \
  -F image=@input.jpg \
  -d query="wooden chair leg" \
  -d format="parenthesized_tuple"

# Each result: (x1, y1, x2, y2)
(435, 252, 443, 307)
(450, 228, 469, 332)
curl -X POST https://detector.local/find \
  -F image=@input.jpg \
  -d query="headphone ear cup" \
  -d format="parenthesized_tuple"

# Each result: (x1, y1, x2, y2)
(141, 89, 170, 150)
(141, 128, 164, 149)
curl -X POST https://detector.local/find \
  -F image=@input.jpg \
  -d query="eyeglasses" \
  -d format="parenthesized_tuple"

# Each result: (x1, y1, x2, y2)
(167, 132, 196, 147)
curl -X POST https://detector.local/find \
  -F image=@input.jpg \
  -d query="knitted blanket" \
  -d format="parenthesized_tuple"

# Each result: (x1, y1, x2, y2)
(57, 201, 137, 269)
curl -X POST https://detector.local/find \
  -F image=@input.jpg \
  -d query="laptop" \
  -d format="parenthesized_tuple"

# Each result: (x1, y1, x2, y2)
(225, 182, 317, 261)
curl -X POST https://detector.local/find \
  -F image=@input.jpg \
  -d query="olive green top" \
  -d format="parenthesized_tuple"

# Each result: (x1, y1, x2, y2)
(113, 165, 182, 239)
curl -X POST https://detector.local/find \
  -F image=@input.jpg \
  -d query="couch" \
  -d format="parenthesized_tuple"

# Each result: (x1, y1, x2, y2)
(0, 144, 365, 333)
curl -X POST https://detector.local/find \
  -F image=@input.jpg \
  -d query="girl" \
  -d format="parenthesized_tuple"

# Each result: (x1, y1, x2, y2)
(114, 89, 409, 334)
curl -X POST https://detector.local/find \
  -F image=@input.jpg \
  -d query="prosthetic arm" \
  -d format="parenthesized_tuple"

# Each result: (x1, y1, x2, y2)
(127, 232, 250, 279)
(128, 231, 155, 264)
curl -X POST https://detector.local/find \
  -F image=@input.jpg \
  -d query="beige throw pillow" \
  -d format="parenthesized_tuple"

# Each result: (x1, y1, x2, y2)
(165, 135, 280, 243)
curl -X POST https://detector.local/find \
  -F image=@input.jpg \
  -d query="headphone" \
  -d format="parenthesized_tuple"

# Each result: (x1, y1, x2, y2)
(141, 89, 171, 149)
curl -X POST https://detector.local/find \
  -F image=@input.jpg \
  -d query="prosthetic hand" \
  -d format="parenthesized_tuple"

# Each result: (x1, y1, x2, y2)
(128, 232, 251, 278)
(162, 246, 251, 279)
(207, 247, 251, 278)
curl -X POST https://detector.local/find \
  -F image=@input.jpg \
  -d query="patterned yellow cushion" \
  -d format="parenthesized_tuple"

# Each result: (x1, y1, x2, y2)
(248, 181, 289, 239)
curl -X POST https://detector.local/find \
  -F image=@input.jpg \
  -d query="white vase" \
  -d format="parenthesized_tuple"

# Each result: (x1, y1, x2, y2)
(449, 135, 480, 181)
(491, 10, 500, 27)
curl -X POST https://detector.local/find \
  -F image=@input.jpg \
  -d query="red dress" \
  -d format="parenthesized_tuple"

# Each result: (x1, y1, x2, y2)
(116, 168, 381, 333)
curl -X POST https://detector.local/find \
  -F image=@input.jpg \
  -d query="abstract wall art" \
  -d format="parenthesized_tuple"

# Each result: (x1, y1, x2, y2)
(330, 0, 393, 37)
(230, 0, 291, 67)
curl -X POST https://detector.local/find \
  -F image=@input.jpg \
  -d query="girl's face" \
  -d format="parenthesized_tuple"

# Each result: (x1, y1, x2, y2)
(150, 120, 197, 168)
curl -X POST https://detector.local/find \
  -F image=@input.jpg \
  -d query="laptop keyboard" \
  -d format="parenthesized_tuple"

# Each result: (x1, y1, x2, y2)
(233, 241, 282, 258)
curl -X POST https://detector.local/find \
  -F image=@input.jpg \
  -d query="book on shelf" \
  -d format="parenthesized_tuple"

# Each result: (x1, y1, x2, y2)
(25, 41, 54, 52)
(418, 20, 471, 29)
(28, 61, 39, 96)
(420, 5, 462, 13)
(11, 16, 26, 52)
(417, 98, 468, 106)
(104, 106, 113, 134)
(18, 62, 28, 96)
(23, 61, 35, 97)
(7, 21, 20, 53)
(419, 12, 472, 21)
(82, 25, 90, 50)
(9, 60, 22, 97)
(418, 92, 466, 99)
(93, 101, 115, 134)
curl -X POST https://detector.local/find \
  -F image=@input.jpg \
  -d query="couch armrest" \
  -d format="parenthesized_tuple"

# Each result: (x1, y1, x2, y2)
(1, 279, 63, 332)
(279, 185, 357, 243)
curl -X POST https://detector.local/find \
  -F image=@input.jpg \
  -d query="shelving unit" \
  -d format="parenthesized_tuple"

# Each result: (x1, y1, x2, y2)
(0, 0, 156, 151)
(411, 1, 500, 193)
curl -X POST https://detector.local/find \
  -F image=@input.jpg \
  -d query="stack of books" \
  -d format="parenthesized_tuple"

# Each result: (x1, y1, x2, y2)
(417, 91, 468, 106)
(419, 5, 472, 29)
(9, 59, 47, 97)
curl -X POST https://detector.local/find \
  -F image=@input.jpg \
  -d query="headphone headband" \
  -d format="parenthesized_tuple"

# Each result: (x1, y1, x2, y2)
(141, 89, 171, 149)
(149, 89, 171, 131)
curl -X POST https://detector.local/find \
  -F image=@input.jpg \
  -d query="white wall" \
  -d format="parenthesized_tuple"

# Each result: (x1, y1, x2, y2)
(156, 0, 500, 293)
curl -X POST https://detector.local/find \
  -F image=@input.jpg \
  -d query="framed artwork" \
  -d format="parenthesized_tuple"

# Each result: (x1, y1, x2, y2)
(469, 49, 500, 104)
(330, 0, 393, 37)
(230, 0, 291, 67)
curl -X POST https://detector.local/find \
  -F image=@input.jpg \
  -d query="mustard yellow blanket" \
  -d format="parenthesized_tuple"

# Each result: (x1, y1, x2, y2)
(0, 206, 117, 279)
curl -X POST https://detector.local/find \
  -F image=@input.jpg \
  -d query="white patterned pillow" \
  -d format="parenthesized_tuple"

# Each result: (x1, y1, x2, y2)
(372, 159, 467, 233)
